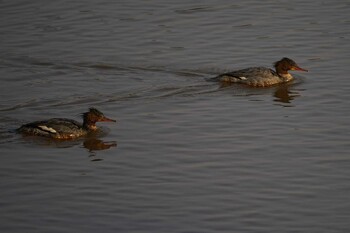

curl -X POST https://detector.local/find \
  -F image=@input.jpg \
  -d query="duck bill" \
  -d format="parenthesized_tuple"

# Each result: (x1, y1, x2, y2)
(100, 116, 116, 122)
(292, 65, 308, 72)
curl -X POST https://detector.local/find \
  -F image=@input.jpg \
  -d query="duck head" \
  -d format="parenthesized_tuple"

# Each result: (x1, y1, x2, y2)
(82, 108, 116, 130)
(274, 57, 308, 78)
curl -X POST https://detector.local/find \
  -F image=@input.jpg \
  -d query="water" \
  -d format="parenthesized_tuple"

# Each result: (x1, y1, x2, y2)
(1, 0, 350, 232)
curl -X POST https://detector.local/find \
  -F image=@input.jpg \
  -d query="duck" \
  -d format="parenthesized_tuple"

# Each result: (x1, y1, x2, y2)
(209, 57, 308, 87)
(17, 108, 116, 139)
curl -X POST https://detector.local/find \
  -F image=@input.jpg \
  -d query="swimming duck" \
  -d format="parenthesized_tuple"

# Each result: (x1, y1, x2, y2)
(210, 57, 308, 87)
(17, 108, 116, 139)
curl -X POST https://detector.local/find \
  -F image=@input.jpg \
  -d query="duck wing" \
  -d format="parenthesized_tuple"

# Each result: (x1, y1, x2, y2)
(214, 67, 276, 81)
(18, 118, 82, 136)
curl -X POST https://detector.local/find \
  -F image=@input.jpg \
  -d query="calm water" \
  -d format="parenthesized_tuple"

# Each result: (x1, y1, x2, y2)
(1, 0, 350, 232)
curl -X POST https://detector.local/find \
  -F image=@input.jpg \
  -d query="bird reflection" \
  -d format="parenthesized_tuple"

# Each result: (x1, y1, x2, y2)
(217, 81, 301, 106)
(83, 138, 117, 152)
(83, 138, 117, 161)
(273, 84, 301, 104)
(18, 134, 117, 159)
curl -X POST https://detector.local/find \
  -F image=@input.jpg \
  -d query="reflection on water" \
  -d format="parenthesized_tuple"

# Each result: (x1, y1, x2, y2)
(84, 139, 117, 161)
(83, 138, 117, 152)
(19, 135, 81, 148)
(273, 84, 301, 105)
(19, 135, 117, 156)
(216, 81, 301, 105)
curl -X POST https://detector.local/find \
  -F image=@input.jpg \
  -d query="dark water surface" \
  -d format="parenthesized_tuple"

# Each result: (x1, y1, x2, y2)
(1, 0, 350, 232)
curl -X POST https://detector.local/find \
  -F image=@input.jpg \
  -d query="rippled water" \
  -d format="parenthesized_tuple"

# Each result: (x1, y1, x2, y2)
(1, 0, 350, 232)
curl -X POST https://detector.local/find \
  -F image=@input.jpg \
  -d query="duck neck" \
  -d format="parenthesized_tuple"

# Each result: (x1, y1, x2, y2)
(277, 72, 293, 82)
(83, 119, 98, 131)
(275, 65, 293, 82)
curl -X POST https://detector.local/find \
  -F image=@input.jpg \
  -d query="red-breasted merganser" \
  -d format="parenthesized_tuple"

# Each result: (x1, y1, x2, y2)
(210, 57, 308, 87)
(17, 108, 116, 139)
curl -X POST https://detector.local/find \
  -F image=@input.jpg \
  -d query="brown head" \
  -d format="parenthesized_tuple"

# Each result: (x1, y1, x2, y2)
(274, 57, 308, 77)
(82, 108, 116, 130)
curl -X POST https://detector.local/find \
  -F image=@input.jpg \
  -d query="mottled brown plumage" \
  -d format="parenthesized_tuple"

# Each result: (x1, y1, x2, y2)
(17, 108, 116, 139)
(210, 57, 308, 87)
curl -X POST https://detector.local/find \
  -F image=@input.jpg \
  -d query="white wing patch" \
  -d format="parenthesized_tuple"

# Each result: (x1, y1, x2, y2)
(38, 125, 57, 134)
(239, 76, 247, 80)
